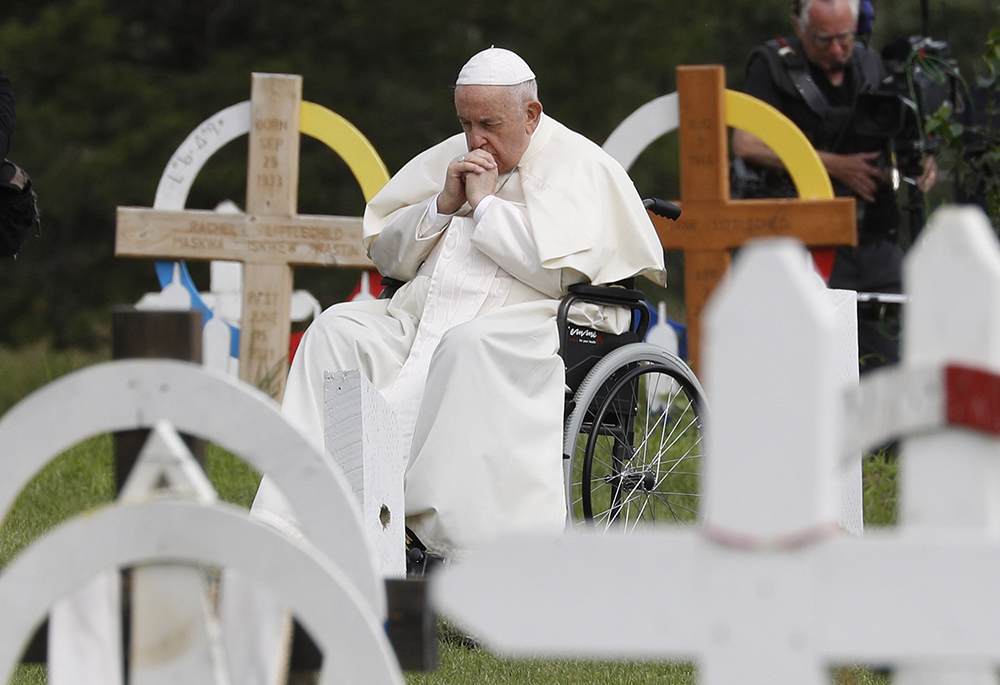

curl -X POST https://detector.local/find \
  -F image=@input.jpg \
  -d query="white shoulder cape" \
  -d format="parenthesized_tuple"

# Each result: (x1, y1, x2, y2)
(363, 114, 666, 286)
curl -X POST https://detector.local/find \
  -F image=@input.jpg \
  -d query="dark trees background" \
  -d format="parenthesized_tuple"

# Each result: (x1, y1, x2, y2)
(0, 0, 996, 348)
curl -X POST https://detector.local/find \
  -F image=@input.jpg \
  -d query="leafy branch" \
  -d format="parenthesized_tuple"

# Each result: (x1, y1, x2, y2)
(925, 29, 1000, 228)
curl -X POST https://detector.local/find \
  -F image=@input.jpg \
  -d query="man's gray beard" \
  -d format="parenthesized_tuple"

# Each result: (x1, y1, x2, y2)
(828, 61, 848, 74)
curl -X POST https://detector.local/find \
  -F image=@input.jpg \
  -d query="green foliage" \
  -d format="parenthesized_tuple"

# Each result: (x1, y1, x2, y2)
(925, 28, 1000, 228)
(863, 449, 899, 527)
(1, 0, 994, 347)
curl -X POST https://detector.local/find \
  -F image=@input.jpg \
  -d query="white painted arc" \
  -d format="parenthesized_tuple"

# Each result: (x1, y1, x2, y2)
(0, 359, 385, 618)
(154, 102, 252, 211)
(602, 93, 679, 170)
(0, 500, 404, 685)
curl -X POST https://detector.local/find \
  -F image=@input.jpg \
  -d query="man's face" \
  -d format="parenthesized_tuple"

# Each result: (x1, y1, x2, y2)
(795, 0, 858, 80)
(455, 85, 541, 174)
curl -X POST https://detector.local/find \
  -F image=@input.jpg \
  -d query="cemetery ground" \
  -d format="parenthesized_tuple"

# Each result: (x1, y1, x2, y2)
(0, 342, 896, 685)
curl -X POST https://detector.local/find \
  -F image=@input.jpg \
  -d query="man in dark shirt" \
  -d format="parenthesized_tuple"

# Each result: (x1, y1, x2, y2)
(732, 0, 936, 370)
(0, 67, 14, 159)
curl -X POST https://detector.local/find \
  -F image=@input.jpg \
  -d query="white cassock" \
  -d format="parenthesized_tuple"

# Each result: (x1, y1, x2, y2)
(278, 112, 665, 557)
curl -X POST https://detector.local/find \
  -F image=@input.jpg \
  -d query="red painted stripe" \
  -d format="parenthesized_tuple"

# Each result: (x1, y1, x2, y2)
(946, 365, 1000, 436)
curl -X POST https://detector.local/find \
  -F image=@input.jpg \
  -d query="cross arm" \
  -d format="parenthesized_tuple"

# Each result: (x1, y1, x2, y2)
(116, 208, 374, 268)
(818, 534, 1000, 662)
(116, 207, 248, 262)
(653, 197, 857, 251)
(254, 214, 373, 268)
(432, 532, 702, 659)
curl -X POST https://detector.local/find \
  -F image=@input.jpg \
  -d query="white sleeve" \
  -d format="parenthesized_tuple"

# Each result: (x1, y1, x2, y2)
(469, 197, 571, 298)
(367, 195, 451, 280)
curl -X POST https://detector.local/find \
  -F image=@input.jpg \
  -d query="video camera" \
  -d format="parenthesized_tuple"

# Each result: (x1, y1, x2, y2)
(853, 35, 959, 186)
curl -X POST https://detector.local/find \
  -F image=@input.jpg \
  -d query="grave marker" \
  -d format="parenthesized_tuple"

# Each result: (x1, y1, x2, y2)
(324, 370, 406, 578)
(607, 66, 857, 372)
(0, 359, 392, 684)
(0, 479, 404, 685)
(434, 209, 1000, 681)
(116, 74, 381, 399)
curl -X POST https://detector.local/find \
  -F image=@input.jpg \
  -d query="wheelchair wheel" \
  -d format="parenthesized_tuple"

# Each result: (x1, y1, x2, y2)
(563, 343, 707, 531)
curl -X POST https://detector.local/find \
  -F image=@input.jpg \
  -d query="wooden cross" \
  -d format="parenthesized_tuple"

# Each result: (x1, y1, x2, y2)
(653, 65, 857, 372)
(116, 74, 374, 399)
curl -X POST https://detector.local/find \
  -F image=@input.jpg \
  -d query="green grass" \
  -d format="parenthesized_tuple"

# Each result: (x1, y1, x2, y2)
(0, 343, 898, 684)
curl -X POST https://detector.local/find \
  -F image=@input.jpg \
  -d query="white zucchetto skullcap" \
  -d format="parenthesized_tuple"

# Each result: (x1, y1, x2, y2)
(456, 47, 536, 86)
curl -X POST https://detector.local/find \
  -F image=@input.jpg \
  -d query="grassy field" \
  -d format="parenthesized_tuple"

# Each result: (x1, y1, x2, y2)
(0, 343, 897, 684)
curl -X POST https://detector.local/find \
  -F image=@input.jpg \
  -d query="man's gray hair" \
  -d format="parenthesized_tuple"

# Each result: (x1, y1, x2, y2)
(509, 79, 539, 107)
(796, 0, 860, 32)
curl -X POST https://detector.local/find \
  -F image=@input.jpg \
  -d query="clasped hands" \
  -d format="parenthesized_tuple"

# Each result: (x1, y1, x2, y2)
(827, 151, 938, 202)
(436, 149, 498, 215)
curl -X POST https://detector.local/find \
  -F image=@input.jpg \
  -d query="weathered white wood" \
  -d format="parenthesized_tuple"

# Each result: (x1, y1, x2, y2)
(0, 500, 405, 685)
(699, 239, 839, 685)
(136, 261, 192, 311)
(324, 371, 406, 578)
(845, 364, 945, 458)
(119, 423, 229, 685)
(203, 312, 233, 374)
(434, 530, 1000, 662)
(902, 206, 1000, 530)
(48, 573, 122, 685)
(0, 359, 384, 617)
(433, 531, 702, 658)
(702, 238, 841, 540)
(829, 288, 863, 535)
(896, 206, 1000, 685)
(435, 228, 1000, 680)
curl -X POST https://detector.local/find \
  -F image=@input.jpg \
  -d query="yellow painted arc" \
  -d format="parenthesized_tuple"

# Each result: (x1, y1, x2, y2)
(724, 90, 834, 200)
(300, 101, 391, 202)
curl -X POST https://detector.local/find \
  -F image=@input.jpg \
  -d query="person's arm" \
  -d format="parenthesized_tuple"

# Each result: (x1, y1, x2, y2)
(733, 128, 884, 203)
(733, 54, 885, 202)
(916, 155, 938, 194)
(0, 68, 15, 159)
(367, 196, 451, 281)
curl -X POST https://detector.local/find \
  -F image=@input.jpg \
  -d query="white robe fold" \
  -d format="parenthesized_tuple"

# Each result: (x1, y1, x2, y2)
(279, 113, 665, 557)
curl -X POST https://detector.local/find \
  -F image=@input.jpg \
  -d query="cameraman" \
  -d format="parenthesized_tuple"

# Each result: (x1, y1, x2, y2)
(732, 0, 936, 371)
(0, 67, 13, 158)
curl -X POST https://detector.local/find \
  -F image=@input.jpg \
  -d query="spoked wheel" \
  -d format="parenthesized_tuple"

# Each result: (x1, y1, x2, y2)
(563, 343, 707, 531)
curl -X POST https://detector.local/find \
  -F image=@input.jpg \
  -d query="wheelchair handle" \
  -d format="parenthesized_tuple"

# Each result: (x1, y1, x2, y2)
(643, 197, 681, 221)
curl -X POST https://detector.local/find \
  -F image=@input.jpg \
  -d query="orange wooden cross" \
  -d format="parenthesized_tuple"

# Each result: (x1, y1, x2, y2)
(116, 74, 374, 399)
(651, 65, 857, 372)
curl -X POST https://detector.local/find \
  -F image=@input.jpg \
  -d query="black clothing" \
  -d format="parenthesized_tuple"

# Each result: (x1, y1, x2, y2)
(742, 37, 900, 244)
(740, 37, 903, 370)
(0, 68, 14, 159)
(0, 67, 34, 260)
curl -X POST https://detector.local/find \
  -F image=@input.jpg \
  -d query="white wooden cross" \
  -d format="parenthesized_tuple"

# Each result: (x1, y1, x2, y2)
(0, 418, 404, 685)
(0, 359, 388, 685)
(116, 74, 375, 399)
(435, 207, 1000, 682)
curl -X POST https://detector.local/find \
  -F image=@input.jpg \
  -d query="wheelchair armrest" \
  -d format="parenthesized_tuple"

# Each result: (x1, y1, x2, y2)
(379, 276, 406, 300)
(566, 282, 645, 304)
(558, 282, 652, 359)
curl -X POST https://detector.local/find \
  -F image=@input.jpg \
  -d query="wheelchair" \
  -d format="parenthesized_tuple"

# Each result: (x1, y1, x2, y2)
(558, 277, 706, 531)
(384, 198, 708, 535)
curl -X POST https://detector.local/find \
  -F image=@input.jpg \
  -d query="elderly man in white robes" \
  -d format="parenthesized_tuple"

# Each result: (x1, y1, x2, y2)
(280, 46, 665, 560)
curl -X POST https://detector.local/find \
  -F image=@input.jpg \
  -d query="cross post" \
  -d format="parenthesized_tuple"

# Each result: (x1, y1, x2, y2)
(116, 74, 374, 399)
